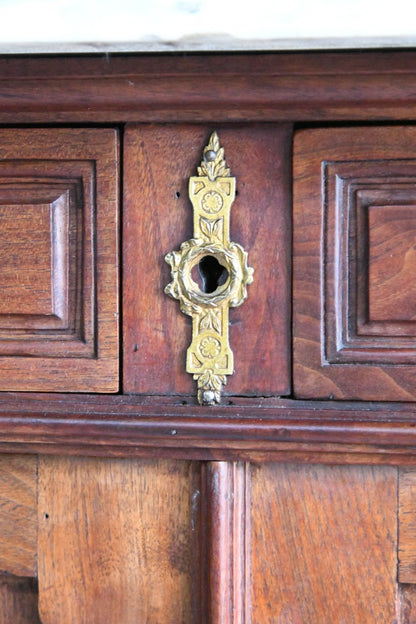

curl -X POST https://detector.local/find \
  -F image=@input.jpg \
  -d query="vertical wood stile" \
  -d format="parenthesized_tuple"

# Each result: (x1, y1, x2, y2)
(202, 462, 251, 624)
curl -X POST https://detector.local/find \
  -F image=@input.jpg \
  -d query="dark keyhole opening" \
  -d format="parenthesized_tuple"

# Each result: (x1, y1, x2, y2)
(193, 255, 229, 293)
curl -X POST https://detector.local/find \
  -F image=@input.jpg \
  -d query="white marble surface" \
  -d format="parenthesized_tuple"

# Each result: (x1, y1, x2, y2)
(0, 0, 415, 52)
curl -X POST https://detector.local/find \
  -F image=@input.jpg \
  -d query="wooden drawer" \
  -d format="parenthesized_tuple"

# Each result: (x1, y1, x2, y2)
(0, 129, 119, 392)
(293, 126, 416, 400)
(123, 124, 292, 398)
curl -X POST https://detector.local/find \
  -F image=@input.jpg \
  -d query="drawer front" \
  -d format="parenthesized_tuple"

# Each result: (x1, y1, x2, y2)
(294, 126, 416, 400)
(123, 124, 291, 398)
(0, 129, 119, 392)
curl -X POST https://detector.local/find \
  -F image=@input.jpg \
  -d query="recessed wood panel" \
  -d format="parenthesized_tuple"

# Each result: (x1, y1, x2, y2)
(0, 129, 119, 392)
(0, 455, 37, 577)
(123, 124, 291, 397)
(368, 205, 416, 322)
(294, 127, 416, 400)
(0, 203, 54, 316)
(251, 463, 398, 624)
(0, 177, 83, 343)
(38, 457, 200, 624)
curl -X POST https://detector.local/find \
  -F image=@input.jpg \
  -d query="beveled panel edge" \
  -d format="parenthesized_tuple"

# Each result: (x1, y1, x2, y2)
(0, 177, 89, 354)
(0, 165, 93, 349)
(0, 393, 415, 462)
(293, 127, 416, 401)
(324, 161, 416, 364)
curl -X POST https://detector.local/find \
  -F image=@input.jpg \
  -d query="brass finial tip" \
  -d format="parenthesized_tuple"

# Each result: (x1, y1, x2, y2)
(197, 131, 230, 181)
(204, 150, 217, 162)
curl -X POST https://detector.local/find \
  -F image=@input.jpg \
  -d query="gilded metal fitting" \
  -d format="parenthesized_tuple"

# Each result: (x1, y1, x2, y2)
(165, 132, 253, 405)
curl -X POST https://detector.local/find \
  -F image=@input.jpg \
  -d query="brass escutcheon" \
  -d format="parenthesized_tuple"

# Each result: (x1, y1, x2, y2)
(165, 132, 253, 405)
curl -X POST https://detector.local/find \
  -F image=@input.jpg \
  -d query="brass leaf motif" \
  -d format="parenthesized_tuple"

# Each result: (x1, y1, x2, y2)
(200, 217, 222, 242)
(194, 370, 227, 405)
(199, 309, 221, 334)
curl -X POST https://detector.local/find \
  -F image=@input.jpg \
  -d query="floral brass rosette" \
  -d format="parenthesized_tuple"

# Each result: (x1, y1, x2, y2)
(165, 132, 253, 405)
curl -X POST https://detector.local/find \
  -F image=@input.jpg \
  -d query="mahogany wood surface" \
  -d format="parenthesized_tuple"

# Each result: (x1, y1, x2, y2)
(2, 52, 416, 123)
(0, 202, 54, 316)
(0, 455, 36, 577)
(399, 469, 416, 584)
(399, 585, 416, 623)
(3, 50, 416, 624)
(294, 126, 416, 401)
(368, 205, 416, 322)
(0, 576, 41, 624)
(123, 124, 291, 397)
(0, 53, 414, 453)
(250, 463, 398, 623)
(2, 393, 416, 461)
(0, 129, 119, 392)
(38, 457, 200, 624)
(202, 462, 250, 624)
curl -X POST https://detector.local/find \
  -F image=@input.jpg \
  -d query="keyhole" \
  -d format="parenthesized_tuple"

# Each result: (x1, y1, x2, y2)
(192, 255, 229, 293)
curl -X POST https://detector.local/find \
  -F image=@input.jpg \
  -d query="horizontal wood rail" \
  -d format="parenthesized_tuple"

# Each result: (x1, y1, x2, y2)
(2, 51, 416, 122)
(1, 394, 416, 462)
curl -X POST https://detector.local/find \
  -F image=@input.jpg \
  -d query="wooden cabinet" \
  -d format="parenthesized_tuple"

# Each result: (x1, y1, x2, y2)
(2, 52, 416, 623)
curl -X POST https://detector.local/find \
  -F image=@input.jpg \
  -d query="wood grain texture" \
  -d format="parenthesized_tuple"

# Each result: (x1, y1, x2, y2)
(368, 205, 416, 322)
(0, 167, 91, 357)
(38, 457, 200, 624)
(0, 202, 53, 316)
(123, 124, 291, 397)
(2, 394, 416, 461)
(294, 126, 416, 400)
(0, 455, 37, 577)
(2, 52, 416, 123)
(202, 462, 250, 624)
(0, 576, 41, 624)
(399, 585, 416, 623)
(399, 469, 416, 583)
(251, 463, 399, 624)
(0, 128, 119, 392)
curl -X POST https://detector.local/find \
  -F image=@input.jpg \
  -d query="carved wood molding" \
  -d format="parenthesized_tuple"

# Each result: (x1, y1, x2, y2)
(1, 394, 416, 461)
(202, 462, 251, 624)
(1, 52, 416, 122)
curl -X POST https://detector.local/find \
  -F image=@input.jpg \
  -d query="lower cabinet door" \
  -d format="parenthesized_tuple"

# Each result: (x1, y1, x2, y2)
(250, 463, 400, 624)
(294, 126, 416, 400)
(2, 456, 409, 624)
(0, 129, 119, 392)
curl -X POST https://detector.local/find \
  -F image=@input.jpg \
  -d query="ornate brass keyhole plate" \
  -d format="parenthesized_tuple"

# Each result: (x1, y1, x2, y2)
(165, 132, 253, 405)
